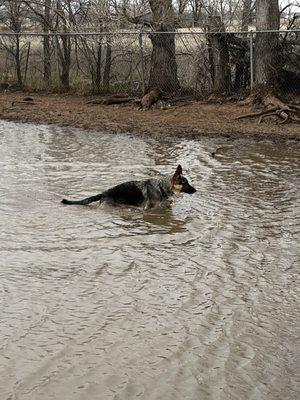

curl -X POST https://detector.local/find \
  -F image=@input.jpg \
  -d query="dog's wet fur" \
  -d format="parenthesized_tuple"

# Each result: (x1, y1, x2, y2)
(61, 165, 196, 209)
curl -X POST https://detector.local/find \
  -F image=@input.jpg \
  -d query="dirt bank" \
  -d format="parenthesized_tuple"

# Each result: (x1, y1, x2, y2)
(0, 92, 299, 140)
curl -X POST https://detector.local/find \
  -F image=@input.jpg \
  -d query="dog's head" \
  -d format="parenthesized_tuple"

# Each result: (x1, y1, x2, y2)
(171, 165, 196, 194)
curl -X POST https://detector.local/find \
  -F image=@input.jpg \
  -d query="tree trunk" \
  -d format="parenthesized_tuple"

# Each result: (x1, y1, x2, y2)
(9, 1, 23, 87)
(241, 0, 253, 31)
(254, 0, 280, 88)
(103, 39, 112, 93)
(234, 57, 246, 90)
(207, 16, 231, 93)
(43, 35, 51, 87)
(55, 0, 71, 91)
(207, 37, 215, 84)
(60, 35, 71, 90)
(95, 41, 102, 93)
(148, 33, 180, 92)
(191, 0, 202, 27)
(15, 33, 22, 86)
(148, 0, 180, 93)
(43, 0, 51, 87)
(238, 1, 300, 122)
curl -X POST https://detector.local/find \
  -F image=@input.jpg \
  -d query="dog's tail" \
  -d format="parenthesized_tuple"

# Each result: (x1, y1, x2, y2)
(61, 193, 103, 205)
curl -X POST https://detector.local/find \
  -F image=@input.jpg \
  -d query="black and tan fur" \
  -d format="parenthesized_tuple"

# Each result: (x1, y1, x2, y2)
(61, 165, 196, 209)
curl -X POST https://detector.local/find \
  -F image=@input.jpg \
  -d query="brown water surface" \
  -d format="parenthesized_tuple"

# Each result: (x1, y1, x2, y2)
(0, 121, 299, 400)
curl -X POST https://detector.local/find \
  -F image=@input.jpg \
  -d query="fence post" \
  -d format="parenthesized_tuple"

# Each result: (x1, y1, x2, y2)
(249, 31, 254, 91)
(139, 32, 146, 95)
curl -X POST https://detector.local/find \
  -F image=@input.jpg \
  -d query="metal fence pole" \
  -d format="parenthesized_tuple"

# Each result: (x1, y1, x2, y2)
(139, 32, 145, 95)
(249, 31, 254, 91)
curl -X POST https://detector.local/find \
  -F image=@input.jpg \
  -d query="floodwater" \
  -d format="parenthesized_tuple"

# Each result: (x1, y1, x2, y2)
(0, 120, 299, 400)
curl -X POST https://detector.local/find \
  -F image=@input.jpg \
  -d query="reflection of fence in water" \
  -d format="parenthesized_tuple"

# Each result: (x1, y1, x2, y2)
(0, 30, 299, 96)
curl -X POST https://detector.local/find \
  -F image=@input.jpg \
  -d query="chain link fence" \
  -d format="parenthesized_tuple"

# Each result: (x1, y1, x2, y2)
(0, 30, 299, 97)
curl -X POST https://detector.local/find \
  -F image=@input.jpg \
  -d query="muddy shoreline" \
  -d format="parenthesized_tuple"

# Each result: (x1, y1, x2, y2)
(0, 92, 299, 141)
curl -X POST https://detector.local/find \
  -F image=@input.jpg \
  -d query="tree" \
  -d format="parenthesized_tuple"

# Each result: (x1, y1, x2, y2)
(0, 0, 26, 86)
(238, 0, 300, 123)
(254, 0, 280, 88)
(23, 0, 73, 90)
(43, 0, 52, 87)
(189, 0, 203, 27)
(23, 0, 53, 87)
(241, 0, 253, 31)
(147, 0, 180, 92)
(123, 0, 180, 93)
(207, 15, 231, 93)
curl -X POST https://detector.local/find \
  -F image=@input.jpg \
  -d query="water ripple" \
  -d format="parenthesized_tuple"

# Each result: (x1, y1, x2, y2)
(0, 121, 299, 400)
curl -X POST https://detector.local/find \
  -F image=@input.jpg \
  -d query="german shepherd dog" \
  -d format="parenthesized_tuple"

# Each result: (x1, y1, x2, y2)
(61, 165, 196, 209)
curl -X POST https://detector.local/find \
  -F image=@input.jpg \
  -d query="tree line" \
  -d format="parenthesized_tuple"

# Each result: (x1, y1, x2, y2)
(0, 0, 299, 98)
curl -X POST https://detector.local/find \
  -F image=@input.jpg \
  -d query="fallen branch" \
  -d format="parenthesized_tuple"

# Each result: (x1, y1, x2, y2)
(237, 93, 300, 124)
(87, 96, 134, 105)
(11, 100, 35, 107)
(287, 104, 300, 111)
(236, 107, 277, 120)
(102, 97, 134, 105)
(258, 112, 278, 123)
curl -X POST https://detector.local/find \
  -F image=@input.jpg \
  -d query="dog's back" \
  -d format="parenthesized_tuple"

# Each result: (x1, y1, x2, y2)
(62, 178, 171, 208)
(103, 178, 173, 207)
(103, 181, 145, 206)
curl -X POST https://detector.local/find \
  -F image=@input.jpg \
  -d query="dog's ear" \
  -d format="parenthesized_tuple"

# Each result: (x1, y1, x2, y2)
(175, 165, 182, 176)
(172, 165, 182, 183)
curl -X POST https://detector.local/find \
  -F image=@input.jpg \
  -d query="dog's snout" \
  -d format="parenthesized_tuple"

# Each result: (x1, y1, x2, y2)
(188, 186, 196, 194)
(181, 184, 196, 194)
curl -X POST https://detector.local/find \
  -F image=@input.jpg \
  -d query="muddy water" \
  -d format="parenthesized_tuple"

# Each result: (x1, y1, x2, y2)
(0, 121, 299, 400)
